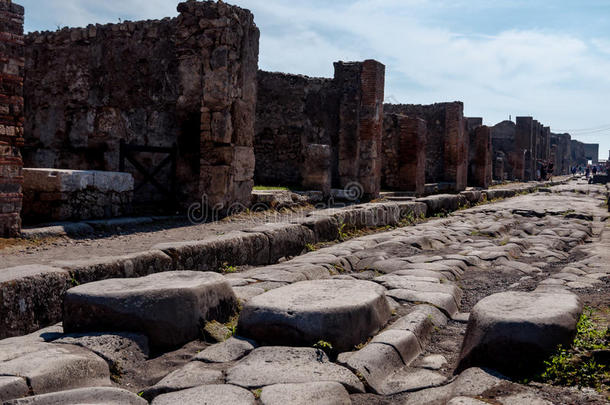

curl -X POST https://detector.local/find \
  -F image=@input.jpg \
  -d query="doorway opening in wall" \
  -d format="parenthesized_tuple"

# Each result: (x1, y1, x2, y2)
(119, 139, 178, 214)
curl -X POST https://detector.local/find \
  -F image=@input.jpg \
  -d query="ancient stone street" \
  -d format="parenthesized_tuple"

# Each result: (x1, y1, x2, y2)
(1, 178, 608, 404)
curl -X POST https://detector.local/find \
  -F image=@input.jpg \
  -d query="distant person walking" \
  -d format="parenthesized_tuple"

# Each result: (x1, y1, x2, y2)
(592, 166, 598, 176)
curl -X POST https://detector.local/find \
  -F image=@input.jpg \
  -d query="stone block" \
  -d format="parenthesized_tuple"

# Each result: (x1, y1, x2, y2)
(237, 279, 391, 352)
(0, 265, 71, 339)
(63, 271, 239, 350)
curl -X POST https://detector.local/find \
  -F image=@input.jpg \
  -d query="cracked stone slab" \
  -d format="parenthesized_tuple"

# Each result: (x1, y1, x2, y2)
(415, 354, 449, 370)
(63, 271, 238, 350)
(260, 382, 351, 405)
(141, 361, 224, 401)
(151, 384, 255, 405)
(379, 367, 447, 395)
(226, 347, 364, 393)
(194, 337, 256, 363)
(0, 377, 28, 402)
(238, 279, 391, 352)
(4, 387, 147, 405)
(386, 289, 458, 318)
(51, 332, 149, 376)
(0, 341, 110, 398)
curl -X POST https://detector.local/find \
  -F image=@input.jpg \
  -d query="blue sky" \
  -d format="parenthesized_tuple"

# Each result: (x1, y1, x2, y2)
(21, 0, 610, 160)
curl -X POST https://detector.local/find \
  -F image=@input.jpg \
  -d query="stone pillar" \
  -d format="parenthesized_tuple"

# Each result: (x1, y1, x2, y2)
(0, 0, 23, 237)
(516, 117, 534, 180)
(444, 102, 467, 191)
(469, 126, 492, 188)
(301, 144, 331, 195)
(176, 1, 259, 211)
(335, 59, 385, 200)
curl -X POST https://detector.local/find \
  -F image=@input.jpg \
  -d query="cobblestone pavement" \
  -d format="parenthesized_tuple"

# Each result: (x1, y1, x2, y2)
(1, 179, 608, 404)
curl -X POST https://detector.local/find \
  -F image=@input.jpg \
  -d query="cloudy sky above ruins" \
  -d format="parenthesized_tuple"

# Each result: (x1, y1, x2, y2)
(22, 0, 610, 159)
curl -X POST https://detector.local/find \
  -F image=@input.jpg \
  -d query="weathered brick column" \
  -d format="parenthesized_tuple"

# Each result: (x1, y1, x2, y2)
(335, 60, 385, 199)
(469, 126, 492, 188)
(444, 102, 468, 191)
(516, 117, 534, 180)
(176, 1, 259, 211)
(382, 114, 426, 195)
(0, 0, 23, 237)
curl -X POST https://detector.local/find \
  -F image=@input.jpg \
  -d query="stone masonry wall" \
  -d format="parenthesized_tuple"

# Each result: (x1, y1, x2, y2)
(24, 1, 259, 211)
(466, 118, 492, 188)
(22, 168, 133, 223)
(254, 71, 338, 188)
(584, 143, 599, 164)
(254, 60, 384, 198)
(384, 102, 467, 191)
(382, 113, 426, 195)
(0, 0, 23, 236)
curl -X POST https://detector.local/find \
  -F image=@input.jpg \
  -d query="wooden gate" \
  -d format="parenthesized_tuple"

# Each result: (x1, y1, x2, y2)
(119, 139, 177, 207)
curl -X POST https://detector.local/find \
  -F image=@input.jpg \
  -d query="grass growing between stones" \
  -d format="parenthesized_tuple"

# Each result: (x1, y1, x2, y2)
(535, 308, 609, 395)
(252, 185, 291, 191)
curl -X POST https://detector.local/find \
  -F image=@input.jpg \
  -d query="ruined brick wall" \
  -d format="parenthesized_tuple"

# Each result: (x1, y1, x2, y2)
(335, 60, 385, 198)
(382, 113, 426, 195)
(254, 71, 338, 187)
(466, 120, 492, 188)
(491, 120, 527, 180)
(24, 1, 258, 211)
(255, 60, 384, 198)
(583, 143, 599, 164)
(571, 140, 587, 168)
(384, 102, 467, 191)
(550, 133, 571, 175)
(515, 117, 535, 181)
(0, 0, 23, 236)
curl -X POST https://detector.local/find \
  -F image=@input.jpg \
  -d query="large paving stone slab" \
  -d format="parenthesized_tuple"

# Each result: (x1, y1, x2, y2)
(51, 332, 149, 376)
(0, 376, 29, 402)
(151, 384, 255, 405)
(141, 361, 224, 401)
(260, 382, 351, 405)
(0, 265, 71, 339)
(457, 291, 582, 377)
(226, 347, 365, 393)
(0, 342, 110, 397)
(4, 387, 147, 405)
(386, 289, 458, 318)
(194, 337, 256, 363)
(238, 279, 391, 352)
(64, 271, 238, 350)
